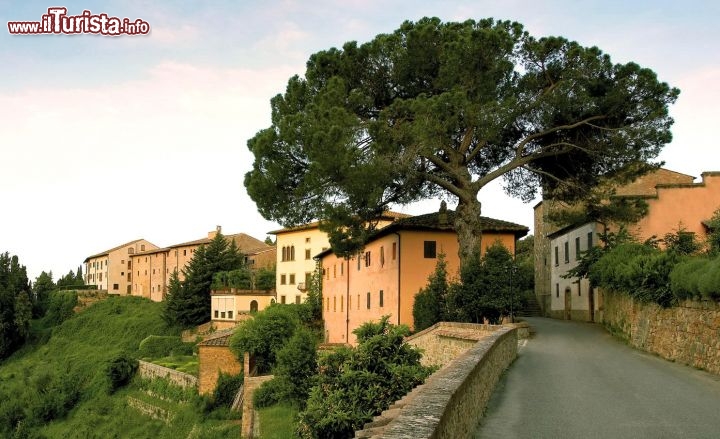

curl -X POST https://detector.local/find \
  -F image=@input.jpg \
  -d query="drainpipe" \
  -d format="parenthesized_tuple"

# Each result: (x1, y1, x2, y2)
(394, 232, 401, 326)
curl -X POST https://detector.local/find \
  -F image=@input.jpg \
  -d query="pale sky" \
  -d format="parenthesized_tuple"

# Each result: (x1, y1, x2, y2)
(1, 0, 718, 281)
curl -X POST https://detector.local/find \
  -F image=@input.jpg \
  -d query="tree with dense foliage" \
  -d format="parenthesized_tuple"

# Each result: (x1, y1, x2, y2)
(56, 267, 85, 290)
(32, 271, 55, 318)
(450, 242, 515, 323)
(413, 253, 451, 331)
(163, 233, 245, 327)
(0, 252, 32, 359)
(229, 303, 301, 373)
(245, 17, 678, 267)
(296, 317, 434, 439)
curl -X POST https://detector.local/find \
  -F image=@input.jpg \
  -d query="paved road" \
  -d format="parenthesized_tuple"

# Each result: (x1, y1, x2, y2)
(475, 317, 720, 439)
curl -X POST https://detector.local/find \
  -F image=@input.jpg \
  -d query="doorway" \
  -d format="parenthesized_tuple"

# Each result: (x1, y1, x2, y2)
(564, 287, 572, 320)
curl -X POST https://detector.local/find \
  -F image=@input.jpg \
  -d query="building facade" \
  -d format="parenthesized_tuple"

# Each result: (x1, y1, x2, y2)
(269, 212, 409, 306)
(129, 227, 275, 302)
(536, 169, 720, 321)
(84, 239, 158, 294)
(320, 208, 529, 344)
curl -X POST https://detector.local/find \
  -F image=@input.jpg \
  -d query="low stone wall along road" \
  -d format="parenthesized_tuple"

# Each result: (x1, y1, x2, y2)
(475, 317, 720, 439)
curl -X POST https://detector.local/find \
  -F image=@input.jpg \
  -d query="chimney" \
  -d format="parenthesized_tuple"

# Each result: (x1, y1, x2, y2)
(438, 201, 448, 226)
(208, 225, 222, 239)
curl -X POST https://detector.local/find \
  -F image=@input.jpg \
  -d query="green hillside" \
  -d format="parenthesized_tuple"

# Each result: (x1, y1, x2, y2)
(0, 295, 239, 438)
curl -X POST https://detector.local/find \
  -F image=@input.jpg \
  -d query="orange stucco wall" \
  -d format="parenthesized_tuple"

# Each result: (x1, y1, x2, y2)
(630, 173, 720, 244)
(322, 229, 519, 344)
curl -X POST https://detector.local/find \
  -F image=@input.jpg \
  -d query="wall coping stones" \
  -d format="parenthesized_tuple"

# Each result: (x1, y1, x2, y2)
(356, 325, 518, 439)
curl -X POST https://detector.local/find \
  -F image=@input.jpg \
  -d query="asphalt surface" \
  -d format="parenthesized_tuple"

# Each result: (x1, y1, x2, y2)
(475, 317, 720, 439)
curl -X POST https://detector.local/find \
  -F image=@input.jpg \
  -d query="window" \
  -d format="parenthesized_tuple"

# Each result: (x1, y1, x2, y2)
(424, 241, 437, 259)
(357, 294, 360, 310)
(214, 310, 219, 318)
(333, 296, 337, 311)
(305, 249, 311, 260)
(145, 257, 148, 262)
(250, 301, 258, 313)
(157, 284, 161, 292)
(556, 283, 559, 298)
(128, 261, 131, 269)
(121, 272, 124, 276)
(296, 295, 301, 305)
(228, 311, 233, 319)
(366, 292, 371, 309)
(554, 246, 559, 266)
(392, 242, 397, 260)
(221, 311, 226, 319)
(290, 246, 295, 261)
(281, 246, 286, 261)
(348, 294, 352, 310)
(326, 298, 330, 311)
(280, 274, 287, 285)
(141, 244, 145, 251)
(340, 295, 344, 312)
(152, 269, 155, 274)
(281, 295, 286, 304)
(113, 284, 119, 290)
(333, 265, 336, 278)
(183, 250, 187, 256)
(306, 237, 311, 243)
(127, 274, 131, 281)
(99, 273, 103, 281)
(357, 256, 361, 271)
(289, 274, 295, 284)
(575, 237, 581, 260)
(380, 246, 385, 267)
(564, 242, 569, 264)
(587, 232, 593, 250)
(121, 260, 125, 264)
(379, 290, 384, 307)
(128, 248, 135, 254)
(364, 251, 371, 267)
(340, 263, 343, 275)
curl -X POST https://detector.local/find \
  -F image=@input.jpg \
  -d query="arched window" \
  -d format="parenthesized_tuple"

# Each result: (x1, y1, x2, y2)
(290, 246, 295, 261)
(250, 300, 258, 313)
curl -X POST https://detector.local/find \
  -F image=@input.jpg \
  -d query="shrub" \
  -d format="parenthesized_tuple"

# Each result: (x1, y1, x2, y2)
(213, 372, 244, 408)
(138, 335, 192, 359)
(255, 267, 276, 291)
(669, 257, 709, 300)
(695, 257, 720, 300)
(296, 318, 434, 439)
(43, 290, 78, 326)
(105, 353, 138, 393)
(253, 377, 286, 408)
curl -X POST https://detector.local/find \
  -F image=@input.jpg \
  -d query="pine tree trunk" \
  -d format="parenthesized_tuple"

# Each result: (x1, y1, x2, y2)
(454, 198, 484, 266)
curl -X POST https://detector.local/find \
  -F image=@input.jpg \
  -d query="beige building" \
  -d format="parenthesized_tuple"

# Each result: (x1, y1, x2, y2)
(269, 212, 410, 306)
(536, 168, 720, 321)
(320, 208, 529, 344)
(129, 227, 275, 302)
(84, 239, 159, 294)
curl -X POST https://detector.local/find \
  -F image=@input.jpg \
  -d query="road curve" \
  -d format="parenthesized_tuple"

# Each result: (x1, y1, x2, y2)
(475, 317, 720, 439)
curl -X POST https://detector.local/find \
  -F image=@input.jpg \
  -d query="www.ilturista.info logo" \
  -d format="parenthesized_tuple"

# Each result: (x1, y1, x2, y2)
(7, 7, 150, 36)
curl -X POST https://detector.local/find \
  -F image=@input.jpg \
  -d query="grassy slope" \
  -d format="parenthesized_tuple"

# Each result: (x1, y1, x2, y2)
(0, 296, 239, 438)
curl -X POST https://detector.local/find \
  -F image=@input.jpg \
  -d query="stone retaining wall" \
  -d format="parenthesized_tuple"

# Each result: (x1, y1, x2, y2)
(603, 291, 720, 375)
(241, 375, 274, 439)
(406, 322, 499, 368)
(355, 325, 518, 438)
(137, 360, 198, 389)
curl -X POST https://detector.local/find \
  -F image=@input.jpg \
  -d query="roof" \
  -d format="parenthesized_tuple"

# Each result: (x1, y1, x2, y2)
(316, 209, 529, 259)
(614, 168, 696, 197)
(84, 239, 153, 262)
(197, 328, 236, 347)
(268, 211, 412, 235)
(167, 233, 270, 253)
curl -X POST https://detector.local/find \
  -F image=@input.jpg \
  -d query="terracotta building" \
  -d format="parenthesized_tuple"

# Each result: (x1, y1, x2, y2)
(535, 169, 720, 321)
(129, 226, 275, 302)
(269, 212, 409, 306)
(319, 207, 529, 344)
(84, 239, 159, 294)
